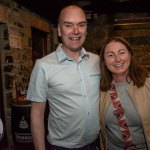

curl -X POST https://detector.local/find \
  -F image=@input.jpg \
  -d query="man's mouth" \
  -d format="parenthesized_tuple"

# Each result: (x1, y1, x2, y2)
(70, 37, 80, 40)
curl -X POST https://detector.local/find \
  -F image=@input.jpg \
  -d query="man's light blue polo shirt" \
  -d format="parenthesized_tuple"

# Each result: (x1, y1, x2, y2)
(26, 44, 100, 148)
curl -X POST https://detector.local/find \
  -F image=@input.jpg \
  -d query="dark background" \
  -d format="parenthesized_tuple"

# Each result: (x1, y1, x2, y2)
(14, 0, 150, 24)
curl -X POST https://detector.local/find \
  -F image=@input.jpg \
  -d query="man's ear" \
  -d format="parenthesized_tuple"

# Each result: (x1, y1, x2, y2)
(57, 25, 61, 37)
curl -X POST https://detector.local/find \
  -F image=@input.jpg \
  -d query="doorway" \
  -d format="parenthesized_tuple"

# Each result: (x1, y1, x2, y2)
(31, 27, 48, 65)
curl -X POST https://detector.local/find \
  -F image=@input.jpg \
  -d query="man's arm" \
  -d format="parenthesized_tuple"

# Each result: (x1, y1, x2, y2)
(30, 101, 46, 150)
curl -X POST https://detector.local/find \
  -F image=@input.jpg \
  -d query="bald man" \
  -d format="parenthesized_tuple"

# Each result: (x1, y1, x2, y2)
(27, 5, 101, 150)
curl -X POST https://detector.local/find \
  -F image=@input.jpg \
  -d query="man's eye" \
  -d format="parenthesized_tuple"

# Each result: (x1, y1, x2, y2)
(65, 24, 71, 28)
(79, 24, 86, 27)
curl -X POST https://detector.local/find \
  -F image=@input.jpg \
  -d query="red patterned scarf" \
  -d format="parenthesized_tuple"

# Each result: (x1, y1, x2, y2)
(109, 81, 136, 150)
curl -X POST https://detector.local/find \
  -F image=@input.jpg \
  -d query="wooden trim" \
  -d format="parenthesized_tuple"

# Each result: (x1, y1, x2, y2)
(113, 22, 150, 30)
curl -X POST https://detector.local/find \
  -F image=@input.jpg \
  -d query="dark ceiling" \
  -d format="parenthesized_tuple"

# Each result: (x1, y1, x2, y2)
(14, 0, 150, 24)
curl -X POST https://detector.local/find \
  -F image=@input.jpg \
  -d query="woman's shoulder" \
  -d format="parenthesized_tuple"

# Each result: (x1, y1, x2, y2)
(145, 75, 150, 85)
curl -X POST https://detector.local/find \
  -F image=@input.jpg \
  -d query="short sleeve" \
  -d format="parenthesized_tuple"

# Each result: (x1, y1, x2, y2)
(26, 60, 48, 102)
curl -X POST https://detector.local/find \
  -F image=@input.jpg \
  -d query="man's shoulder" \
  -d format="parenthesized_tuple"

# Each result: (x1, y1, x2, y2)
(87, 52, 100, 60)
(39, 51, 56, 62)
(88, 51, 99, 56)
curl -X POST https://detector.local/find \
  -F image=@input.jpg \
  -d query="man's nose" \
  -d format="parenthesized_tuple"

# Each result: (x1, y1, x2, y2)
(73, 26, 79, 34)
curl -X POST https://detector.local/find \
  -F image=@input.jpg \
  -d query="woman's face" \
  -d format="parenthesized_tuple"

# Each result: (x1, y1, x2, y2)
(104, 41, 131, 79)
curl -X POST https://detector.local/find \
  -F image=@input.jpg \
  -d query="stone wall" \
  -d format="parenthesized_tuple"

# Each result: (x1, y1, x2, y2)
(0, 2, 51, 146)
(84, 12, 150, 70)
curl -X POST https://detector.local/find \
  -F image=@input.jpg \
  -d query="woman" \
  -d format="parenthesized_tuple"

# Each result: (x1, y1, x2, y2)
(99, 37, 150, 150)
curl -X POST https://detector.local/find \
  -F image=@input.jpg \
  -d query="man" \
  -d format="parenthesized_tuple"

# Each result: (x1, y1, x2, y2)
(26, 5, 100, 150)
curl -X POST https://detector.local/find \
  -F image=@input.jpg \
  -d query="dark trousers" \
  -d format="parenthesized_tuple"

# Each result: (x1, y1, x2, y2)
(47, 136, 100, 150)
